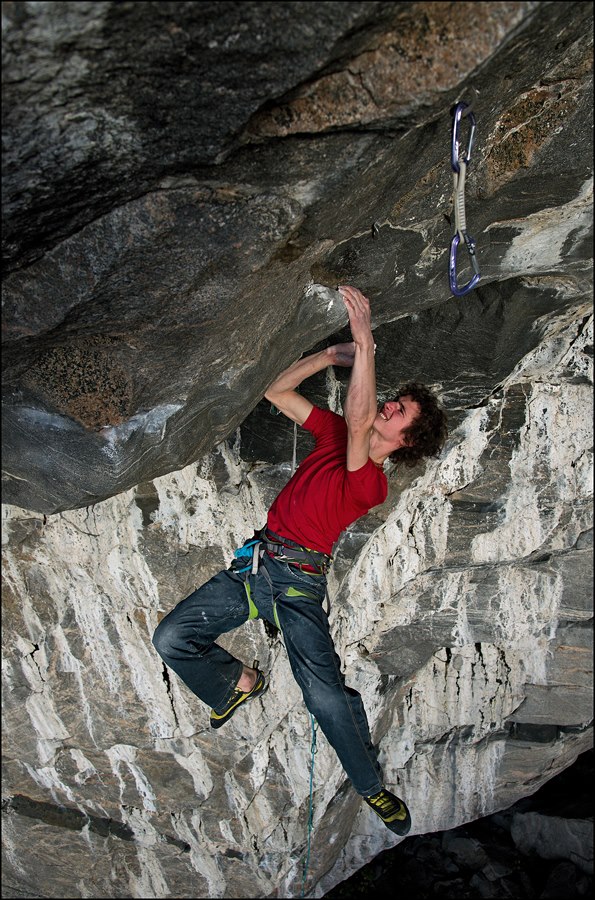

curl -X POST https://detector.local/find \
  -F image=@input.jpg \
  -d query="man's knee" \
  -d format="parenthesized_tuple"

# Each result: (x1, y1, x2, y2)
(302, 677, 344, 721)
(152, 616, 178, 660)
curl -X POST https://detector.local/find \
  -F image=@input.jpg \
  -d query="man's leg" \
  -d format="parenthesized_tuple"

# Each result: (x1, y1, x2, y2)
(262, 559, 384, 797)
(267, 561, 411, 833)
(152, 568, 252, 711)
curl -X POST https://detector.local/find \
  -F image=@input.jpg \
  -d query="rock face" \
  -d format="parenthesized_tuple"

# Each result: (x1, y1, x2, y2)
(1, 2, 593, 899)
(325, 749, 593, 899)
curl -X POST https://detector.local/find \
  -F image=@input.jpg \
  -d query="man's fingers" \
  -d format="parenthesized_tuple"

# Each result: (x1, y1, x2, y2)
(338, 285, 369, 306)
(338, 285, 370, 318)
(339, 285, 362, 298)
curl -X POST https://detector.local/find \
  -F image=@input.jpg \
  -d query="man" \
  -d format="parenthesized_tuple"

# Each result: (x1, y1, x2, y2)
(153, 285, 448, 836)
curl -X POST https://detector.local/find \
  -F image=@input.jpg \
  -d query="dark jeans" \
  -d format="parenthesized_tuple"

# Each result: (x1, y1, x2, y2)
(152, 549, 384, 796)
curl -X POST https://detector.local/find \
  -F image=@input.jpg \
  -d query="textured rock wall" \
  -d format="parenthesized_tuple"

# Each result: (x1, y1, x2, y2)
(1, 2, 593, 898)
(2, 302, 592, 897)
(6, 0, 593, 514)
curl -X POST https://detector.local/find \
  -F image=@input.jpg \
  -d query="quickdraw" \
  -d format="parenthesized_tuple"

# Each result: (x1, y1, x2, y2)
(449, 100, 481, 296)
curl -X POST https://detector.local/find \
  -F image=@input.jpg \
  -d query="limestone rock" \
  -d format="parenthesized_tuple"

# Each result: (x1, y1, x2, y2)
(3, 1, 592, 513)
(323, 750, 593, 898)
(1, 2, 593, 899)
(510, 812, 594, 875)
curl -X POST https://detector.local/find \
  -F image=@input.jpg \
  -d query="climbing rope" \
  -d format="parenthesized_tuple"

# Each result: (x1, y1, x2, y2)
(449, 99, 481, 296)
(292, 418, 298, 475)
(285, 419, 318, 899)
(267, 414, 321, 896)
(300, 714, 318, 898)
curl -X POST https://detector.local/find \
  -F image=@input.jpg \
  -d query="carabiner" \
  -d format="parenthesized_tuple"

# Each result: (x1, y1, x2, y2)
(449, 232, 481, 296)
(449, 100, 481, 296)
(451, 101, 476, 174)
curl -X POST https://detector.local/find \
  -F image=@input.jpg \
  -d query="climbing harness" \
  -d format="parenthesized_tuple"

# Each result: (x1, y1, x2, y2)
(449, 100, 481, 296)
(234, 529, 331, 578)
(263, 529, 332, 575)
(300, 714, 318, 898)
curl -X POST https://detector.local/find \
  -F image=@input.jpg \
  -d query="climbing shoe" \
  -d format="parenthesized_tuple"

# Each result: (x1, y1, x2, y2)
(364, 788, 412, 836)
(210, 670, 268, 729)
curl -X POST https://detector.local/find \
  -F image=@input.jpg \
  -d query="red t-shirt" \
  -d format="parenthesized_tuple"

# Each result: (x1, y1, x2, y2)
(267, 406, 388, 555)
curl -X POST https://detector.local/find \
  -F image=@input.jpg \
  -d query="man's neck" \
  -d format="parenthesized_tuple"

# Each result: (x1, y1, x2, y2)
(369, 432, 391, 468)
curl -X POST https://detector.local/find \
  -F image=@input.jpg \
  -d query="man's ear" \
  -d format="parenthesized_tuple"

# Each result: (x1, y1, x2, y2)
(397, 430, 415, 450)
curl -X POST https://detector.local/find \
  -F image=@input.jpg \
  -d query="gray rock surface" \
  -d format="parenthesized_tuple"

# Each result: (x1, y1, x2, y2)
(1, 2, 593, 898)
(325, 749, 593, 898)
(4, 0, 592, 513)
(511, 812, 593, 875)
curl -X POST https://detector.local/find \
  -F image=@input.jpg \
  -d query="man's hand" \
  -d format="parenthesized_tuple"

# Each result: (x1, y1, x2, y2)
(338, 285, 374, 349)
(264, 285, 374, 431)
(327, 342, 356, 367)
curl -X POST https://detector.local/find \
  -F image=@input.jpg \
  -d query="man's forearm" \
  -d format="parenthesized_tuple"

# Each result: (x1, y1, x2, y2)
(338, 285, 378, 431)
(265, 349, 330, 399)
(343, 342, 377, 431)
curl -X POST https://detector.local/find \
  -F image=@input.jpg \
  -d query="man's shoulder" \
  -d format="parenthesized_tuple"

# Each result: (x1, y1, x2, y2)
(304, 405, 346, 433)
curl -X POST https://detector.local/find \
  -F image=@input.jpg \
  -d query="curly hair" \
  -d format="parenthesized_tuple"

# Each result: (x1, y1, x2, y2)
(388, 382, 448, 468)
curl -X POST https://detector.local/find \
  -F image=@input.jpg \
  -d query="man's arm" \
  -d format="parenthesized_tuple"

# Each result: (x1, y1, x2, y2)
(339, 286, 378, 471)
(265, 343, 356, 425)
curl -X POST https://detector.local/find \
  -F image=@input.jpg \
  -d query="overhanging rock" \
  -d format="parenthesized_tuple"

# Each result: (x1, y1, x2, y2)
(1, 3, 593, 899)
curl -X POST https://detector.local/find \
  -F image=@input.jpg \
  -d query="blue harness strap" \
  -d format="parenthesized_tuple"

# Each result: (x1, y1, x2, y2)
(232, 537, 261, 572)
(232, 538, 262, 618)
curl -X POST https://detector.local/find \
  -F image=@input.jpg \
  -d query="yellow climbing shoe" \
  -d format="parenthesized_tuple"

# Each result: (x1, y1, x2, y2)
(364, 788, 412, 836)
(210, 670, 268, 729)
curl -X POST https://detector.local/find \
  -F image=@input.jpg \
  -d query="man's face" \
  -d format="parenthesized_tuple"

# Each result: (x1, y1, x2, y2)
(374, 395, 421, 450)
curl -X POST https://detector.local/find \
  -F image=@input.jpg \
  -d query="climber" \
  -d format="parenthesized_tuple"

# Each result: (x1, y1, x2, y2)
(152, 285, 448, 837)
